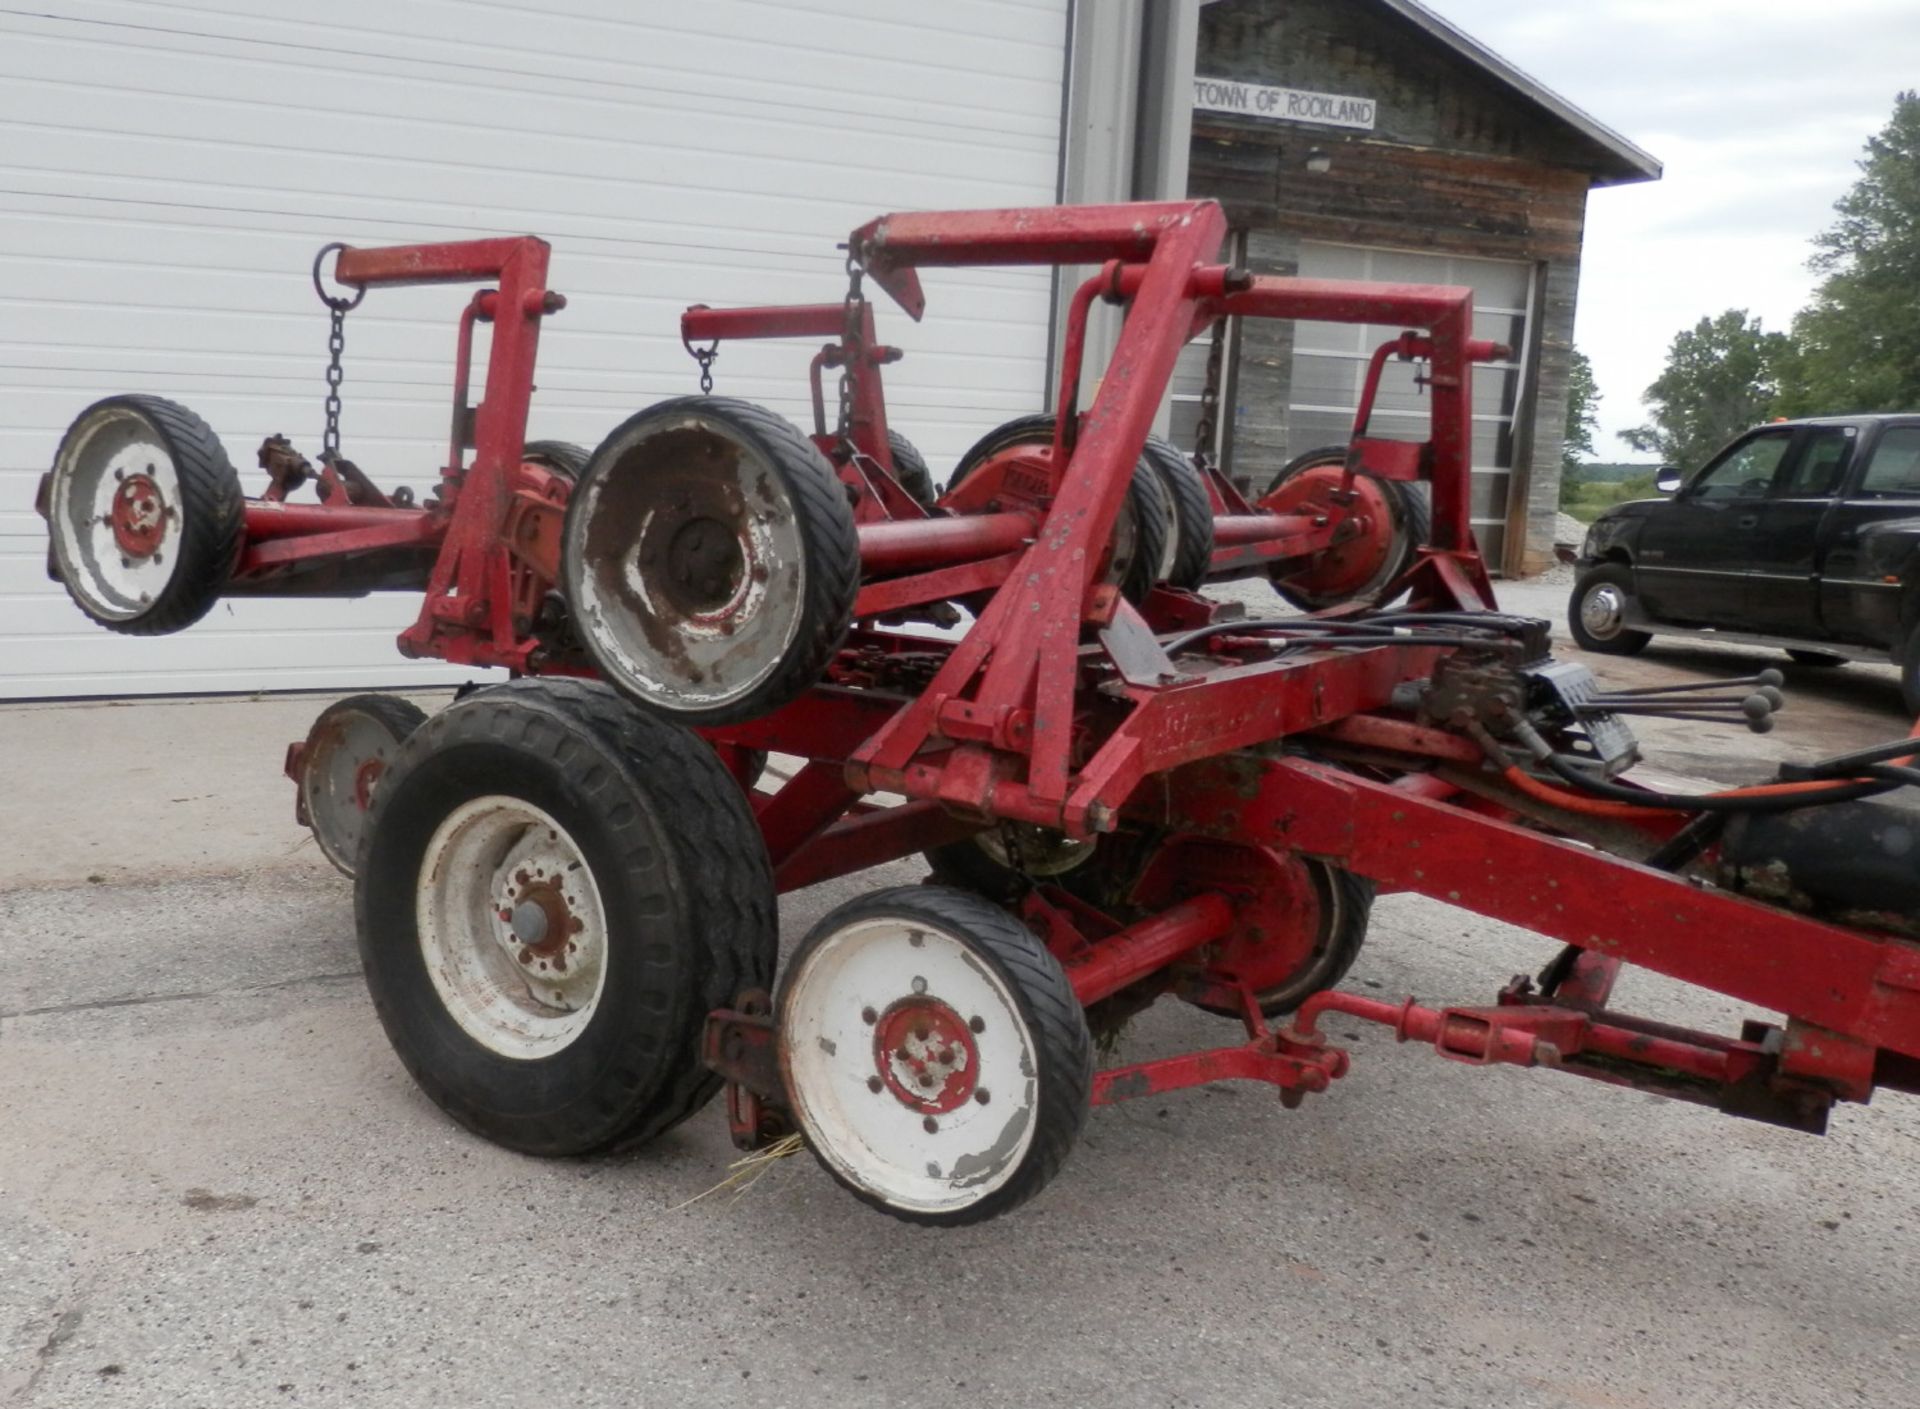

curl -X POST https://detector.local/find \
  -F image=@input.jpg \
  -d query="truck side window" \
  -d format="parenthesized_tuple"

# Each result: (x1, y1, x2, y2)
(1689, 432, 1791, 501)
(1858, 427, 1920, 497)
(1778, 426, 1853, 497)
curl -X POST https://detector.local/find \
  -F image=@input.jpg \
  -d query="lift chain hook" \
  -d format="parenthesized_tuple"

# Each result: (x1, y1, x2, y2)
(311, 242, 365, 464)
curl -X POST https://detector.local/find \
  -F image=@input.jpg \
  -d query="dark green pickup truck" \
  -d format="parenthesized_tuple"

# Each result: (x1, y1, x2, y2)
(1571, 414, 1920, 711)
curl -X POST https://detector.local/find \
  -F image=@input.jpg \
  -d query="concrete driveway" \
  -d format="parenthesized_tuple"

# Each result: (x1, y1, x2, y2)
(4, 596, 1918, 1408)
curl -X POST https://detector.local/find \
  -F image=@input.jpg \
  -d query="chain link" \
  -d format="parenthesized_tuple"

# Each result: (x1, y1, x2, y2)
(310, 242, 364, 464)
(694, 347, 716, 395)
(835, 250, 865, 454)
(1192, 316, 1227, 471)
(322, 303, 346, 461)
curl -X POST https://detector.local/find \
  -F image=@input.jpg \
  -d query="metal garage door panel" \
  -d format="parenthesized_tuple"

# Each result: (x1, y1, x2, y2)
(0, 0, 1067, 697)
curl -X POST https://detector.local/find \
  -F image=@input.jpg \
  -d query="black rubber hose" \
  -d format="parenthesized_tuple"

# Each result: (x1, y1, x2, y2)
(1778, 736, 1920, 780)
(1541, 752, 1900, 813)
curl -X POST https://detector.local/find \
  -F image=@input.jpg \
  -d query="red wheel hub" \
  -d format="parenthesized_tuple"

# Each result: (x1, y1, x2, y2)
(351, 756, 386, 811)
(872, 997, 980, 1114)
(1260, 464, 1399, 600)
(1132, 840, 1326, 1000)
(110, 474, 167, 558)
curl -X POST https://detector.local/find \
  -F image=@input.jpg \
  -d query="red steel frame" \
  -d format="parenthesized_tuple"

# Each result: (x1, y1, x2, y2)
(230, 202, 1918, 1142)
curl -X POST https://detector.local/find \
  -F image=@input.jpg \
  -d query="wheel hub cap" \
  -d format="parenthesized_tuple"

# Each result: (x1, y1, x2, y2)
(109, 473, 167, 558)
(1582, 583, 1625, 638)
(417, 797, 609, 1058)
(874, 997, 979, 1114)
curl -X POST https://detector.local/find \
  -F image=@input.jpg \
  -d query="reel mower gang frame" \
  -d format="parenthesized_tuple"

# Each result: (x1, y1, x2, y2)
(42, 199, 1920, 1217)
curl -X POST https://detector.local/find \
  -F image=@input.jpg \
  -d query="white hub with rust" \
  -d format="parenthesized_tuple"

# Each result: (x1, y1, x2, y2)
(416, 797, 608, 1059)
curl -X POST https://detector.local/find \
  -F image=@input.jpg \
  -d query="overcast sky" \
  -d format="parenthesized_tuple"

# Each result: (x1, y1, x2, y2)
(1420, 0, 1920, 458)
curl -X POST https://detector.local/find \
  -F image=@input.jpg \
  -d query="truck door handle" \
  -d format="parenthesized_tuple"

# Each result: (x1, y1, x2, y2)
(1737, 514, 1759, 529)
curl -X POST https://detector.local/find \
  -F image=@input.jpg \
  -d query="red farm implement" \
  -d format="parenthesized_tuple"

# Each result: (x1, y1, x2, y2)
(38, 200, 1920, 1224)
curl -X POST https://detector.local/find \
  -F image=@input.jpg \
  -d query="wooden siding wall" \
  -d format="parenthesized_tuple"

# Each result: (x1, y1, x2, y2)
(1190, 0, 1598, 574)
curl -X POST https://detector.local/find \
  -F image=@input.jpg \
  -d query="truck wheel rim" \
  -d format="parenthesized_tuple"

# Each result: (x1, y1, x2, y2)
(50, 406, 185, 620)
(569, 412, 807, 714)
(416, 797, 609, 1059)
(1581, 582, 1628, 640)
(781, 915, 1040, 1216)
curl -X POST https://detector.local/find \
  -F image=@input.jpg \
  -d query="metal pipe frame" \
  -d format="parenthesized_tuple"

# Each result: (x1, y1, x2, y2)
(236, 203, 1920, 1130)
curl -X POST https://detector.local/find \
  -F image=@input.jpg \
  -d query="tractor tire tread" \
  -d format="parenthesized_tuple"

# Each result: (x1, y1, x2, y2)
(1140, 436, 1216, 589)
(498, 677, 780, 1150)
(357, 679, 776, 1157)
(948, 413, 1169, 604)
(522, 439, 592, 479)
(887, 429, 939, 509)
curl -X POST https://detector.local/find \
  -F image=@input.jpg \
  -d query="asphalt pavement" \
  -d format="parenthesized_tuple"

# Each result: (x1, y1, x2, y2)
(4, 584, 1918, 1409)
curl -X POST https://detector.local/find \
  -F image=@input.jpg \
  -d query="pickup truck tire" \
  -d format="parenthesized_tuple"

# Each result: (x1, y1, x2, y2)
(1785, 649, 1847, 668)
(1900, 628, 1920, 718)
(1569, 564, 1652, 655)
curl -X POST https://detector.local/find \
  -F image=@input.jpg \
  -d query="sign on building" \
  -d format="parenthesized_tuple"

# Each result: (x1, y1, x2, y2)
(1192, 76, 1376, 131)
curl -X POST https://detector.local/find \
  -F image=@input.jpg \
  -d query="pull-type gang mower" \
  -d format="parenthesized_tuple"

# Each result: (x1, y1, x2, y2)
(38, 201, 1920, 1225)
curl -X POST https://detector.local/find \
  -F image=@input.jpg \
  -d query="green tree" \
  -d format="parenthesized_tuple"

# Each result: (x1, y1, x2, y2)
(1777, 91, 1920, 415)
(1561, 346, 1599, 496)
(1623, 310, 1792, 470)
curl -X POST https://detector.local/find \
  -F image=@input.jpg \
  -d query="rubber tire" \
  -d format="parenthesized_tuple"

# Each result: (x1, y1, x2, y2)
(301, 692, 430, 879)
(564, 395, 860, 727)
(1193, 862, 1375, 1019)
(1265, 445, 1425, 612)
(355, 678, 778, 1157)
(1139, 436, 1216, 589)
(886, 429, 939, 509)
(1568, 563, 1653, 655)
(522, 440, 591, 479)
(48, 394, 243, 635)
(1785, 649, 1847, 668)
(779, 885, 1092, 1226)
(947, 414, 1169, 604)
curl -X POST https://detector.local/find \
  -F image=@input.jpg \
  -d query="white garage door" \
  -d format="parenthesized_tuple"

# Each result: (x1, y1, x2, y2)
(0, 0, 1068, 698)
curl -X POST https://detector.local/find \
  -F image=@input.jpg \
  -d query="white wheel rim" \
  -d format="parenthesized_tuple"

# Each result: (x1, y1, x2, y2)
(569, 411, 808, 714)
(781, 914, 1040, 1216)
(416, 797, 609, 1059)
(301, 708, 411, 874)
(1155, 486, 1181, 579)
(49, 406, 186, 620)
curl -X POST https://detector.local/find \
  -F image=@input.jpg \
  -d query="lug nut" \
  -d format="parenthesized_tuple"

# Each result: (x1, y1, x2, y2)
(922, 1116, 938, 1134)
(969, 1016, 985, 1034)
(861, 1006, 878, 1025)
(975, 1089, 991, 1105)
(866, 1076, 883, 1094)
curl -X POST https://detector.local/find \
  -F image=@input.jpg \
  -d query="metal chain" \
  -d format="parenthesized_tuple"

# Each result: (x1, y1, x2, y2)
(310, 242, 365, 464)
(695, 348, 716, 395)
(836, 250, 865, 453)
(322, 303, 347, 461)
(1192, 316, 1227, 471)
